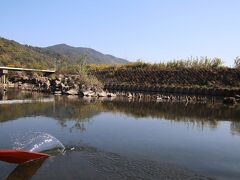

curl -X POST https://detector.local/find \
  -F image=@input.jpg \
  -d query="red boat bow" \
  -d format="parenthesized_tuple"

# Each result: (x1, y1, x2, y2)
(0, 150, 49, 164)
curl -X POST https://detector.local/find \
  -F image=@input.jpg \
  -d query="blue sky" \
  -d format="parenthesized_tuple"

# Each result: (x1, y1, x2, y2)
(1, 0, 239, 65)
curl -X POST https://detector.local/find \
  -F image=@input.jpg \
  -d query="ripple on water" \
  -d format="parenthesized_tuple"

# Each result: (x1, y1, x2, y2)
(63, 143, 215, 180)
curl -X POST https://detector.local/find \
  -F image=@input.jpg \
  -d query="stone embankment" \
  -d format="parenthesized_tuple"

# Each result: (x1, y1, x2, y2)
(92, 68, 240, 89)
(91, 68, 240, 105)
(2, 67, 240, 105)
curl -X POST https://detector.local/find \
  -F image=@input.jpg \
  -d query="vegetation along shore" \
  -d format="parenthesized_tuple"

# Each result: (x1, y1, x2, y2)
(1, 37, 240, 105)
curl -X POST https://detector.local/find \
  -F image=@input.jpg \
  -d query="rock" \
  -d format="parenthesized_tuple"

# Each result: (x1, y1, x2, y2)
(66, 89, 79, 95)
(83, 90, 97, 97)
(235, 94, 240, 99)
(89, 93, 97, 97)
(55, 80, 61, 85)
(67, 80, 75, 87)
(8, 83, 15, 88)
(97, 91, 107, 97)
(22, 76, 29, 81)
(223, 97, 236, 105)
(81, 84, 86, 90)
(127, 92, 133, 98)
(61, 83, 65, 88)
(162, 96, 170, 100)
(54, 91, 62, 95)
(82, 90, 95, 97)
(107, 93, 117, 97)
(82, 90, 89, 96)
(73, 84, 79, 90)
(156, 96, 162, 101)
(42, 80, 51, 91)
(56, 74, 64, 81)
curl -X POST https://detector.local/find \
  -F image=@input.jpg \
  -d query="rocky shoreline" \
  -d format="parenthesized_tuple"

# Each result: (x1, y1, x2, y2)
(6, 73, 117, 97)
(1, 72, 240, 105)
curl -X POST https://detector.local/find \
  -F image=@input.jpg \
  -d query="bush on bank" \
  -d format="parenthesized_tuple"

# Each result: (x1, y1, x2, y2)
(87, 57, 225, 71)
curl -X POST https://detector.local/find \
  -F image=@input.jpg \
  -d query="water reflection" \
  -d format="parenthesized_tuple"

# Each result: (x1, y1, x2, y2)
(1, 90, 240, 179)
(231, 122, 240, 135)
(0, 90, 240, 134)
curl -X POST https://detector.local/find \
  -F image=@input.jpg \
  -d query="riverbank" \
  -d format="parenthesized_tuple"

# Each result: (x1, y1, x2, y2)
(92, 67, 240, 105)
(92, 67, 240, 92)
(1, 67, 240, 105)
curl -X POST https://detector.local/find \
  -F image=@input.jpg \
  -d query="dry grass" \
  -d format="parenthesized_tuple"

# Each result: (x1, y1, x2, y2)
(88, 57, 225, 71)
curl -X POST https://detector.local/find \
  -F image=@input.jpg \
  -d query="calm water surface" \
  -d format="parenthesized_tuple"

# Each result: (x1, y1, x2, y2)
(0, 90, 240, 180)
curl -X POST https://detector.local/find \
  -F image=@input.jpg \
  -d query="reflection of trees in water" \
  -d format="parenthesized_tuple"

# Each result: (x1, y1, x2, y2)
(0, 102, 53, 122)
(100, 100, 240, 132)
(0, 96, 102, 131)
(52, 97, 103, 132)
(231, 121, 240, 135)
(170, 119, 219, 130)
(101, 100, 240, 121)
(0, 93, 240, 133)
(0, 97, 103, 133)
(0, 89, 46, 100)
(54, 98, 240, 133)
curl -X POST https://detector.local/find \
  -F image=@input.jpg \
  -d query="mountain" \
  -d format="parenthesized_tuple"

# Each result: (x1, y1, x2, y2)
(0, 37, 56, 69)
(46, 44, 128, 64)
(0, 37, 128, 69)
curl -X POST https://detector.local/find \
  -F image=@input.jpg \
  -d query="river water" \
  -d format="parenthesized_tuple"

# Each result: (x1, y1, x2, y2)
(0, 90, 240, 180)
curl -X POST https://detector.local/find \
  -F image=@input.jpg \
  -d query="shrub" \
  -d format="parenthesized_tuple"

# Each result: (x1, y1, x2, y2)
(70, 59, 103, 90)
(86, 57, 225, 71)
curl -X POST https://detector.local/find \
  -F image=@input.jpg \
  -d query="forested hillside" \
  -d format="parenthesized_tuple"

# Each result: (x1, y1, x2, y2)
(0, 37, 128, 69)
(0, 37, 56, 69)
(46, 44, 128, 64)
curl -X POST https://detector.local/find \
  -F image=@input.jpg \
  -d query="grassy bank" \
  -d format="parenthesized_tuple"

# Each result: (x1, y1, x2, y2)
(84, 58, 240, 96)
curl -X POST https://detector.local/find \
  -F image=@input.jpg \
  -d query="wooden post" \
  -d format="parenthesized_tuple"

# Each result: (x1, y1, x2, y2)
(0, 70, 3, 84)
(3, 74, 5, 84)
(3, 74, 6, 90)
(0, 69, 8, 90)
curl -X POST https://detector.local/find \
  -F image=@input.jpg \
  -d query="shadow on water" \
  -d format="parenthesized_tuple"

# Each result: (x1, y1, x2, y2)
(6, 158, 46, 180)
